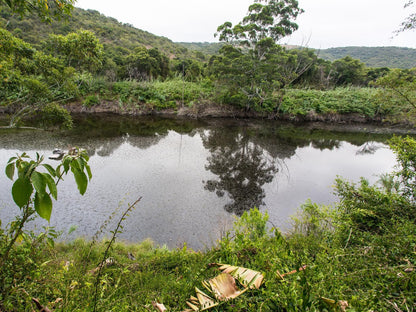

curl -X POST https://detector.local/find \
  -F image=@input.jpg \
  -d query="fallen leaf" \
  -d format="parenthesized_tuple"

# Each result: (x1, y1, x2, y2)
(152, 301, 167, 312)
(195, 287, 218, 311)
(209, 273, 246, 301)
(338, 300, 349, 312)
(216, 264, 264, 289)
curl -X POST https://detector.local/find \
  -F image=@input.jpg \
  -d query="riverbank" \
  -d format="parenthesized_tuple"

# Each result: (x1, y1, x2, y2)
(61, 85, 414, 127)
(1, 84, 415, 129)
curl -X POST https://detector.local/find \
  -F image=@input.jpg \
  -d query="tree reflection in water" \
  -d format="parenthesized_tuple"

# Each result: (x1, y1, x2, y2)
(202, 130, 278, 216)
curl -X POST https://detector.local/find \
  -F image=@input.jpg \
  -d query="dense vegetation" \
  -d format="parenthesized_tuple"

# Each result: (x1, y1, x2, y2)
(318, 46, 416, 69)
(182, 43, 416, 70)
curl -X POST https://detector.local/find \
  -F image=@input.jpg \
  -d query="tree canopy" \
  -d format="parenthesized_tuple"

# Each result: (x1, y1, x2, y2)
(1, 0, 75, 22)
(215, 0, 303, 48)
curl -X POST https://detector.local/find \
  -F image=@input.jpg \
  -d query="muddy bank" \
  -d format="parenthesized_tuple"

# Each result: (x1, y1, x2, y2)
(2, 100, 415, 134)
(64, 100, 414, 127)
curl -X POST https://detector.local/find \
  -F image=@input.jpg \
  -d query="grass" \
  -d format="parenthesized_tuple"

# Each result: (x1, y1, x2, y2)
(1, 196, 415, 311)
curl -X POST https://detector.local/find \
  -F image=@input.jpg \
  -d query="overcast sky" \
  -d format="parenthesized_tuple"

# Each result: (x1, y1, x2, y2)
(75, 0, 415, 48)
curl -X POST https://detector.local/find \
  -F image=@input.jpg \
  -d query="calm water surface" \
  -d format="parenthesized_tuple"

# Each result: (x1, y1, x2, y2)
(0, 115, 399, 249)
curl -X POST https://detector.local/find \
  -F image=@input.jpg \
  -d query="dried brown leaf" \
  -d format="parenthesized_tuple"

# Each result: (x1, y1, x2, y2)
(152, 301, 167, 312)
(338, 300, 349, 312)
(195, 287, 218, 311)
(217, 264, 264, 289)
(209, 273, 246, 301)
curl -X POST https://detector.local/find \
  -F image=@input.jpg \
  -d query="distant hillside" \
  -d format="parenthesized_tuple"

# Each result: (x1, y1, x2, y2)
(0, 6, 196, 60)
(177, 42, 224, 55)
(318, 46, 416, 69)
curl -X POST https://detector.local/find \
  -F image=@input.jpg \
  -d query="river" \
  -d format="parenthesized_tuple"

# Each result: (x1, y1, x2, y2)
(0, 115, 402, 249)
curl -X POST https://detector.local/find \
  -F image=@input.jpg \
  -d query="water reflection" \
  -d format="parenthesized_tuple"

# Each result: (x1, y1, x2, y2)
(0, 115, 403, 249)
(202, 130, 278, 215)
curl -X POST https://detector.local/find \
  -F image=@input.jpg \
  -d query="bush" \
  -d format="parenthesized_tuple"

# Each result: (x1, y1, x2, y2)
(83, 94, 100, 107)
(37, 102, 73, 129)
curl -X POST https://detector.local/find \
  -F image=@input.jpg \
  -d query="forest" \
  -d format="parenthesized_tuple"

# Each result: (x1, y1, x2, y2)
(0, 0, 416, 311)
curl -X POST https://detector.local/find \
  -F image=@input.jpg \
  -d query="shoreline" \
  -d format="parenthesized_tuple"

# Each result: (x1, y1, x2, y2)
(1, 100, 416, 135)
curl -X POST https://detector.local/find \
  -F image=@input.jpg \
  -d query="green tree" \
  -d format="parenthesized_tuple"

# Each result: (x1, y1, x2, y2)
(1, 0, 75, 22)
(0, 28, 76, 128)
(44, 29, 104, 72)
(332, 56, 366, 86)
(216, 0, 303, 49)
(374, 68, 416, 109)
(211, 0, 305, 111)
(0, 149, 91, 305)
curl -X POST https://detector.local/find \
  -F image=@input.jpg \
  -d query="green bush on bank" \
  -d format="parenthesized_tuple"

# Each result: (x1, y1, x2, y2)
(110, 78, 213, 110)
(280, 88, 387, 117)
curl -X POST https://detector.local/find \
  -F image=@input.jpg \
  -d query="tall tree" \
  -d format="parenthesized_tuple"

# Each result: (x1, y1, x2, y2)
(211, 0, 306, 112)
(216, 0, 303, 49)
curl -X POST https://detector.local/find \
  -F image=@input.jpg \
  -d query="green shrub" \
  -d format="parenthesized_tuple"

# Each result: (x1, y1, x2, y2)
(83, 94, 100, 107)
(37, 102, 73, 129)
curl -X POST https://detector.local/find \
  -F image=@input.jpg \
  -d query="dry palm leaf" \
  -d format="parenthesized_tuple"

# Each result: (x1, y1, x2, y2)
(208, 273, 246, 301)
(216, 264, 264, 289)
(152, 301, 167, 312)
(195, 287, 219, 311)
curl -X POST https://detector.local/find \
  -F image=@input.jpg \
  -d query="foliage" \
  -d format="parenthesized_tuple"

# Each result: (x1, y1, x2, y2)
(36, 102, 73, 129)
(279, 87, 387, 117)
(1, 0, 75, 22)
(44, 29, 104, 72)
(332, 56, 366, 86)
(0, 149, 91, 309)
(0, 28, 78, 127)
(397, 0, 416, 32)
(83, 94, 100, 107)
(374, 68, 416, 109)
(211, 0, 305, 111)
(318, 46, 416, 69)
(215, 0, 303, 47)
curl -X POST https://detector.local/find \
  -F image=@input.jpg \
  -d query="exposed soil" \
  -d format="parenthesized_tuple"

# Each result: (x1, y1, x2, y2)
(2, 100, 416, 134)
(63, 100, 412, 126)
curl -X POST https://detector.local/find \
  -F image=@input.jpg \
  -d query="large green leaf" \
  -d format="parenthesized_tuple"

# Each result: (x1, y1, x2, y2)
(5, 162, 15, 180)
(12, 178, 33, 208)
(42, 164, 57, 177)
(71, 167, 88, 195)
(31, 171, 46, 194)
(42, 172, 57, 200)
(34, 192, 53, 221)
(85, 164, 92, 180)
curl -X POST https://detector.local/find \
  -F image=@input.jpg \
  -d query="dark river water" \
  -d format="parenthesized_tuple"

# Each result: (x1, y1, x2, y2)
(0, 115, 401, 249)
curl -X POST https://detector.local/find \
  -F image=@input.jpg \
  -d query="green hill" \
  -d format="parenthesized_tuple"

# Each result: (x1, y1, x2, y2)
(318, 46, 416, 69)
(0, 6, 196, 60)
